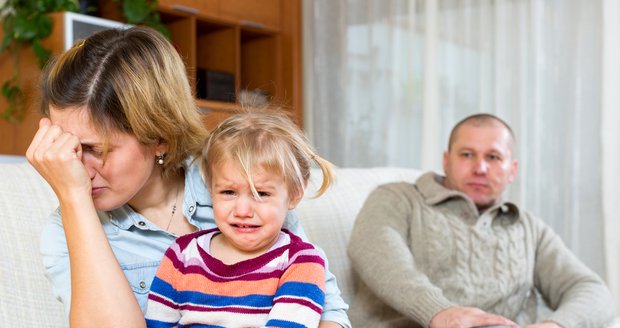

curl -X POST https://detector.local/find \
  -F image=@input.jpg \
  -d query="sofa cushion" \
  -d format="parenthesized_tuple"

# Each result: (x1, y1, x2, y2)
(297, 167, 423, 304)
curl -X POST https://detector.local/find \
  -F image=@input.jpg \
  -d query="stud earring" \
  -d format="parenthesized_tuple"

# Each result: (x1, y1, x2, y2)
(157, 154, 164, 165)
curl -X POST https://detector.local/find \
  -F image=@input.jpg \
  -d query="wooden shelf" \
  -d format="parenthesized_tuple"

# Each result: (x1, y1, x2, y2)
(154, 0, 301, 126)
(196, 99, 242, 112)
(0, 0, 301, 155)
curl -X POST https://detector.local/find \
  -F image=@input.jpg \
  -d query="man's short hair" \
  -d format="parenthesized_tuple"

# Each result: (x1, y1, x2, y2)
(447, 113, 515, 151)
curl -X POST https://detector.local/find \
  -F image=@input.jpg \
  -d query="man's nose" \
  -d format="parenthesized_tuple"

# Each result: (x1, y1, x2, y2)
(473, 158, 489, 174)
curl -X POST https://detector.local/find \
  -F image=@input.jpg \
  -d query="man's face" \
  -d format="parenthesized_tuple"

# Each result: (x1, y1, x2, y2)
(443, 123, 518, 211)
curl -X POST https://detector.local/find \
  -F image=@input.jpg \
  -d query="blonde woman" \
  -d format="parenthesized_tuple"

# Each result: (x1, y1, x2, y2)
(27, 27, 350, 328)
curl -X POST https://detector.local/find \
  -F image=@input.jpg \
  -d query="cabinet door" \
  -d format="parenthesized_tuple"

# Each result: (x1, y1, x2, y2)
(219, 0, 281, 31)
(201, 110, 236, 131)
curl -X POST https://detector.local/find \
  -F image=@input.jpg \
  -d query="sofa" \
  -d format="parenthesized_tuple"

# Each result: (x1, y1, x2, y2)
(0, 157, 424, 327)
(0, 159, 618, 327)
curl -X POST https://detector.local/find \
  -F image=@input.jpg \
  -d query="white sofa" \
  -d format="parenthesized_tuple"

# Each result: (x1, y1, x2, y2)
(0, 160, 617, 327)
(0, 159, 424, 327)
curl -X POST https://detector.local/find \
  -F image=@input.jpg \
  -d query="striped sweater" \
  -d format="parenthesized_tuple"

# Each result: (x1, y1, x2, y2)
(145, 228, 326, 328)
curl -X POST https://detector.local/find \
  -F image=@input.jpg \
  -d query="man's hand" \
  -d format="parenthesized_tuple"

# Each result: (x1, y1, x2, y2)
(525, 322, 563, 328)
(430, 306, 518, 328)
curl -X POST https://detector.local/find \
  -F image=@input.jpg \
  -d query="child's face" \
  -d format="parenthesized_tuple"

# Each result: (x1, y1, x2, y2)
(210, 160, 301, 256)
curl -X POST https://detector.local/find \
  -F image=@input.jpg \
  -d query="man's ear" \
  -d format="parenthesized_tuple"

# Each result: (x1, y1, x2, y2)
(442, 151, 449, 174)
(508, 159, 519, 183)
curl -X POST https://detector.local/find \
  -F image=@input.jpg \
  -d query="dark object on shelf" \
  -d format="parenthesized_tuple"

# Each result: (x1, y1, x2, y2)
(196, 69, 236, 103)
(79, 0, 99, 16)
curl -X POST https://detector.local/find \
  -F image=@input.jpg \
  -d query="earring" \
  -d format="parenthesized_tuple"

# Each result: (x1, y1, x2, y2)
(157, 154, 164, 165)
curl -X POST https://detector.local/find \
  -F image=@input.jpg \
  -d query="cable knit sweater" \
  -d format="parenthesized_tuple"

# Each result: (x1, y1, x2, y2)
(348, 172, 615, 328)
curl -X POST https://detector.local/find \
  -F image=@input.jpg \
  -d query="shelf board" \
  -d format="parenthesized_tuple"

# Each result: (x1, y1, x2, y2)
(196, 99, 242, 112)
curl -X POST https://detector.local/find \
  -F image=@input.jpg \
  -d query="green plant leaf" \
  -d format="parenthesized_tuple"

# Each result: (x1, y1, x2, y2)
(1, 79, 25, 123)
(32, 38, 52, 68)
(123, 0, 150, 23)
(0, 33, 12, 52)
(0, 0, 79, 123)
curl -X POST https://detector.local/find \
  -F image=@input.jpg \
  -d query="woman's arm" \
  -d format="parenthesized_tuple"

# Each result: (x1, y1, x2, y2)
(28, 119, 145, 327)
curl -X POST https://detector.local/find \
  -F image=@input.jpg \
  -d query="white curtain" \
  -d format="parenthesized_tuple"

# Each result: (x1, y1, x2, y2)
(303, 0, 619, 312)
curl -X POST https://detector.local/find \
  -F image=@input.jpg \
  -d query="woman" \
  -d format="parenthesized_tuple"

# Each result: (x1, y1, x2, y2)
(26, 26, 350, 328)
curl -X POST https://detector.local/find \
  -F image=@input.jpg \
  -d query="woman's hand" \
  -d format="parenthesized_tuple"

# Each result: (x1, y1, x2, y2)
(26, 118, 92, 200)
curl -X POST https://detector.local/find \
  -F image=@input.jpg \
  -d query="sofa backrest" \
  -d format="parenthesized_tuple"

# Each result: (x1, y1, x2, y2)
(0, 161, 424, 326)
(0, 162, 67, 327)
(297, 167, 424, 305)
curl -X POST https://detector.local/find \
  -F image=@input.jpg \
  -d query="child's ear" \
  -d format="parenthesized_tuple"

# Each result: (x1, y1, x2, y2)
(288, 190, 304, 210)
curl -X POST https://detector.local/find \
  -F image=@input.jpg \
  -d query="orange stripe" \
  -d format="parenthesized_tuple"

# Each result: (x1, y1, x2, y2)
(174, 273, 282, 296)
(280, 262, 325, 290)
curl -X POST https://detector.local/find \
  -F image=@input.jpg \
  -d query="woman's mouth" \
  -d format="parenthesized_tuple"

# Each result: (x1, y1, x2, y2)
(91, 187, 105, 197)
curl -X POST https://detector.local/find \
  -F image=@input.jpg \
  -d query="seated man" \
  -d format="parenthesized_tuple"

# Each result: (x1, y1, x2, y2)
(348, 113, 615, 328)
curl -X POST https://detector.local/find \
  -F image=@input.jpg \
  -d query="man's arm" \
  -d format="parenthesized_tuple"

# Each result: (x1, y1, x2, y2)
(348, 184, 516, 327)
(348, 184, 455, 325)
(430, 307, 517, 328)
(531, 214, 615, 328)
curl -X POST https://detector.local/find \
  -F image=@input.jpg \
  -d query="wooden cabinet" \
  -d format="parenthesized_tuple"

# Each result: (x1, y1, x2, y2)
(116, 0, 302, 128)
(0, 0, 302, 155)
(0, 13, 66, 156)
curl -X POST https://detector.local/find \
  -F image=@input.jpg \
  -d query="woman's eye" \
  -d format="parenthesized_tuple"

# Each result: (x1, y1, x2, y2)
(84, 146, 104, 157)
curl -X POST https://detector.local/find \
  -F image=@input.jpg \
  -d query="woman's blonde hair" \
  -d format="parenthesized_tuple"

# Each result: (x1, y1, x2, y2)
(39, 26, 207, 177)
(201, 111, 334, 201)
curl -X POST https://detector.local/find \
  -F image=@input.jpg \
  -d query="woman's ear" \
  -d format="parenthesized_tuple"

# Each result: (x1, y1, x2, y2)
(154, 140, 169, 157)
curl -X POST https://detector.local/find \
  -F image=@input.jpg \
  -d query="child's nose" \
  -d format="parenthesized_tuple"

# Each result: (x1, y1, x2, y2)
(234, 196, 254, 218)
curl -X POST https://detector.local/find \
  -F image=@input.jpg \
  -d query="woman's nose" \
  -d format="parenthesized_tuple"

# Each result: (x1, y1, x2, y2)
(81, 154, 100, 180)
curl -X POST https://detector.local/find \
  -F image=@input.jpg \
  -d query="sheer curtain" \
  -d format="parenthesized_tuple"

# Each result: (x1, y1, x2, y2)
(304, 0, 619, 312)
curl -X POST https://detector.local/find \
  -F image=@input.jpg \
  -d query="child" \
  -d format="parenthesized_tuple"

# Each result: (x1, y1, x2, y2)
(145, 111, 334, 328)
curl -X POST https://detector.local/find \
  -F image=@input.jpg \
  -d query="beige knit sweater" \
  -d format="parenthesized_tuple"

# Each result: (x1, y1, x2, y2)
(348, 172, 615, 328)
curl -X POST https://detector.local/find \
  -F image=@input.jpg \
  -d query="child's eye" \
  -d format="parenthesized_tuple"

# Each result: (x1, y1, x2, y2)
(257, 191, 270, 198)
(221, 190, 236, 196)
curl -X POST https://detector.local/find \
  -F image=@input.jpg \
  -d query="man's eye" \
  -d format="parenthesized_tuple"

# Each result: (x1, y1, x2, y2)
(460, 152, 473, 158)
(488, 154, 501, 161)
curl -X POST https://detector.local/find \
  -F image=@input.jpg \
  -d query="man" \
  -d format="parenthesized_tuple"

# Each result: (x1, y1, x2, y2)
(347, 113, 615, 328)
